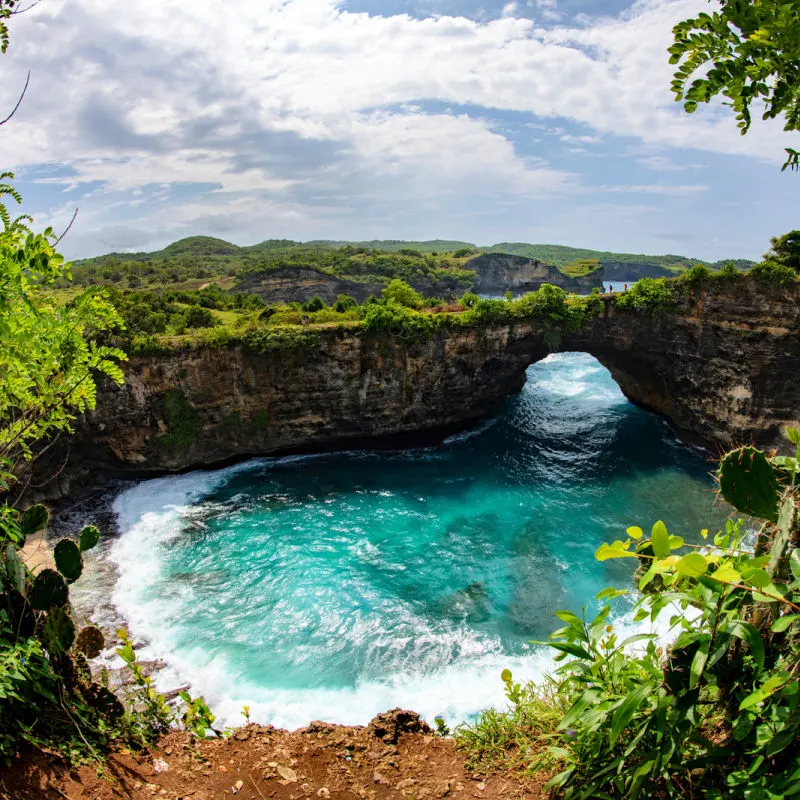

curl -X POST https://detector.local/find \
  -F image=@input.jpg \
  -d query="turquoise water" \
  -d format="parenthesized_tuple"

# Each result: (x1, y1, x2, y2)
(110, 353, 724, 728)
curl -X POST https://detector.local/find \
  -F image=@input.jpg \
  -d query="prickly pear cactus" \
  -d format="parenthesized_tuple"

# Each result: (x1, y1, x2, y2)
(43, 606, 76, 654)
(75, 625, 105, 659)
(718, 446, 779, 522)
(4, 543, 26, 594)
(54, 539, 83, 583)
(19, 504, 49, 541)
(29, 568, 68, 610)
(79, 525, 100, 553)
(83, 684, 125, 721)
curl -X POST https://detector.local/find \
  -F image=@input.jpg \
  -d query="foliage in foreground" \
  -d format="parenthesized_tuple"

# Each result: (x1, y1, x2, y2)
(0, 177, 215, 765)
(458, 431, 800, 798)
(670, 0, 800, 171)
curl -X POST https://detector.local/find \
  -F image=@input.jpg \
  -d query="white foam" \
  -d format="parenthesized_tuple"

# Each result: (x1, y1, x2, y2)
(110, 469, 680, 730)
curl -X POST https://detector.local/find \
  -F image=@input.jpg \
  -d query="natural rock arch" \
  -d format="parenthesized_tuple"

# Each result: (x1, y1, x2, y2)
(42, 279, 800, 499)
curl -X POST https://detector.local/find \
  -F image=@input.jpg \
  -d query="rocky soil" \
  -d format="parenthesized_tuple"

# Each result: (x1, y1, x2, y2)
(0, 711, 543, 800)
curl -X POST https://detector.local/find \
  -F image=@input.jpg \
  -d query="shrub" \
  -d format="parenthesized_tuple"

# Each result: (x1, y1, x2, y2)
(679, 262, 712, 284)
(185, 305, 216, 329)
(302, 295, 325, 312)
(460, 292, 479, 309)
(615, 277, 677, 315)
(333, 294, 358, 312)
(716, 260, 741, 280)
(362, 302, 436, 339)
(381, 279, 424, 309)
(749, 260, 796, 287)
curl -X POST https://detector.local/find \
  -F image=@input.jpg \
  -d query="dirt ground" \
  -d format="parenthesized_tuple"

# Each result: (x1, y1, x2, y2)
(0, 710, 544, 800)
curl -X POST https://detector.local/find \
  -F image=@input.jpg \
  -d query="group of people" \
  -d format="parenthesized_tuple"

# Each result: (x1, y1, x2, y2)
(599, 284, 628, 294)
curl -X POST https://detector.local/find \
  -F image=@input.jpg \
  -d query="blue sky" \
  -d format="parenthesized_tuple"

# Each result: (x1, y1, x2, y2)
(2, 0, 798, 261)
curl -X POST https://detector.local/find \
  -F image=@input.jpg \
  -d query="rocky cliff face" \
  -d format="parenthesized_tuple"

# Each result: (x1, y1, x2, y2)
(47, 279, 800, 496)
(237, 269, 469, 305)
(468, 253, 603, 294)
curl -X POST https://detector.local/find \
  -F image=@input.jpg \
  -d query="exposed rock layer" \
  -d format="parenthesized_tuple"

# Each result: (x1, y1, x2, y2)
(236, 253, 602, 305)
(468, 253, 604, 294)
(48, 280, 800, 496)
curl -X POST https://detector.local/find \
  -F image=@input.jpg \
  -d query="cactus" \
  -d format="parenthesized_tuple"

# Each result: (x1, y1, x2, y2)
(54, 539, 83, 584)
(4, 543, 26, 594)
(718, 446, 779, 522)
(79, 525, 100, 552)
(29, 568, 68, 610)
(75, 625, 105, 659)
(43, 606, 76, 654)
(20, 504, 49, 538)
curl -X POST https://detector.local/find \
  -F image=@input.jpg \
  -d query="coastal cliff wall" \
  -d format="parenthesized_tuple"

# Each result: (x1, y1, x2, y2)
(468, 253, 604, 295)
(50, 280, 800, 495)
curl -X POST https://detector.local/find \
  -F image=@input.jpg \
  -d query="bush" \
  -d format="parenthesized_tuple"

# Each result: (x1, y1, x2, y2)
(381, 279, 424, 309)
(333, 294, 358, 312)
(185, 305, 216, 329)
(679, 262, 712, 284)
(716, 260, 741, 280)
(362, 302, 436, 339)
(460, 292, 479, 309)
(750, 260, 796, 287)
(615, 277, 677, 315)
(302, 295, 325, 312)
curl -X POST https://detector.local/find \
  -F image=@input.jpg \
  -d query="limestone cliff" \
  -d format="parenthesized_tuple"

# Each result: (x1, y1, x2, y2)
(237, 268, 468, 305)
(468, 253, 604, 294)
(48, 279, 800, 496)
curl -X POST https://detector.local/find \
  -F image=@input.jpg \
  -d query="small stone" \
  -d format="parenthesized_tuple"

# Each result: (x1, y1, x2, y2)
(476, 783, 486, 792)
(396, 779, 417, 791)
(133, 781, 143, 791)
(317, 789, 331, 798)
(455, 784, 465, 792)
(153, 758, 170, 774)
(219, 765, 228, 773)
(278, 765, 298, 782)
(235, 781, 244, 791)
(373, 772, 389, 785)
(268, 761, 278, 768)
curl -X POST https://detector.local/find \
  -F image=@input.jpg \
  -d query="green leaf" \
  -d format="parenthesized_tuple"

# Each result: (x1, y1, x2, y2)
(609, 682, 654, 745)
(547, 641, 592, 660)
(791, 550, 800, 581)
(500, 668, 512, 683)
(675, 553, 708, 577)
(724, 621, 765, 670)
(772, 614, 800, 633)
(79, 525, 100, 552)
(54, 539, 83, 584)
(626, 526, 643, 540)
(20, 504, 49, 538)
(690, 642, 709, 689)
(596, 542, 638, 561)
(710, 562, 741, 583)
(650, 521, 670, 558)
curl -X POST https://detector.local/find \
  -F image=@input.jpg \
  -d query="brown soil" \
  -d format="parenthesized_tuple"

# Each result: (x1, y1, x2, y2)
(0, 711, 543, 800)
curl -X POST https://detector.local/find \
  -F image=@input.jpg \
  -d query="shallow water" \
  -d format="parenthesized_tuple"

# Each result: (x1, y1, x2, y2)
(102, 353, 725, 728)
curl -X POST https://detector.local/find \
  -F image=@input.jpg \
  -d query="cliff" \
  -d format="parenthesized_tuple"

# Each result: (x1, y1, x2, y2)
(45, 279, 800, 496)
(237, 268, 470, 305)
(468, 253, 604, 294)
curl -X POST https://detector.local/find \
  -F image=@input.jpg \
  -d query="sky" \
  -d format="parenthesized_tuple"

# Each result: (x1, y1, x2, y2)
(1, 0, 798, 261)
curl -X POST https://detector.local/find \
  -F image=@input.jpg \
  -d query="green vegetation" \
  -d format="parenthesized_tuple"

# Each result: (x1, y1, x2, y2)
(457, 429, 800, 798)
(562, 258, 602, 277)
(670, 0, 800, 171)
(1, 172, 217, 765)
(763, 230, 800, 273)
(615, 277, 679, 315)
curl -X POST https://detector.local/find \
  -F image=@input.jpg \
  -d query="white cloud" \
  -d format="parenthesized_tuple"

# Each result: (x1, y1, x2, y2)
(0, 0, 795, 256)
